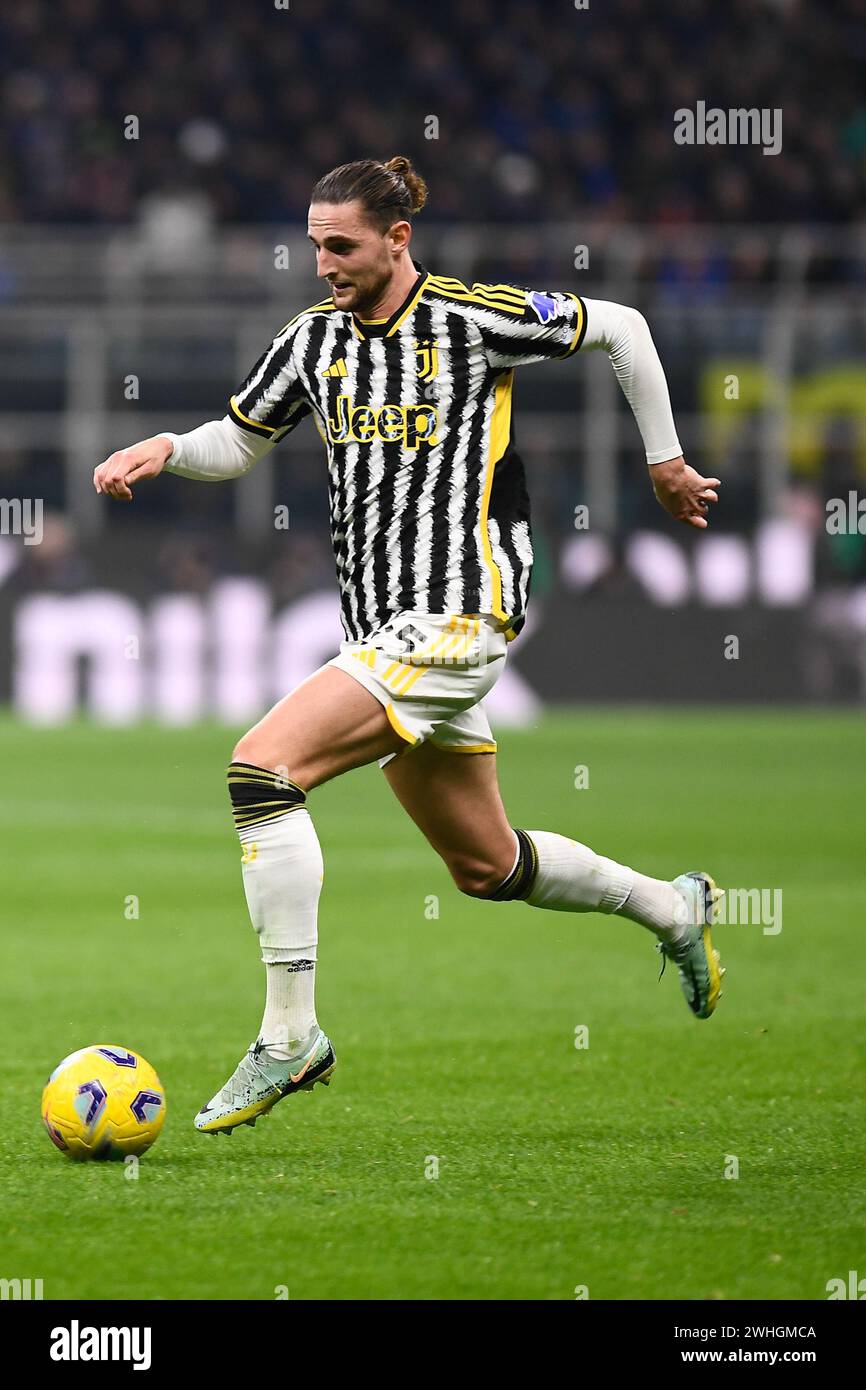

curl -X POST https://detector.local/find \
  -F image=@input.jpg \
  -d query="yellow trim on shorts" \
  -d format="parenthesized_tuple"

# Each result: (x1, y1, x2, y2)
(383, 625, 466, 690)
(432, 618, 478, 664)
(383, 618, 480, 685)
(428, 741, 498, 754)
(350, 647, 377, 668)
(390, 663, 431, 696)
(385, 702, 418, 745)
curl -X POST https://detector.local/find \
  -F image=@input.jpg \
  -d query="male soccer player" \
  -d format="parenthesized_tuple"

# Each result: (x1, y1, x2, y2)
(94, 156, 725, 1135)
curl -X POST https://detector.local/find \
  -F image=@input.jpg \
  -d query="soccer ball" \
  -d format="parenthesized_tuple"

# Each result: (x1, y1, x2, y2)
(42, 1045, 166, 1161)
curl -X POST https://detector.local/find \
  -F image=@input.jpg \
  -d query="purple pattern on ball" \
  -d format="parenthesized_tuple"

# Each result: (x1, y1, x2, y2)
(97, 1047, 137, 1068)
(131, 1090, 163, 1125)
(75, 1079, 107, 1127)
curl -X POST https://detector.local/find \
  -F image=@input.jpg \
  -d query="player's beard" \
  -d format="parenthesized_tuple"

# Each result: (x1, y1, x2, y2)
(331, 262, 392, 317)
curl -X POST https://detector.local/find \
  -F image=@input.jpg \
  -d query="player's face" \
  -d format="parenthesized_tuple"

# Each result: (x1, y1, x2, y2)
(307, 201, 402, 314)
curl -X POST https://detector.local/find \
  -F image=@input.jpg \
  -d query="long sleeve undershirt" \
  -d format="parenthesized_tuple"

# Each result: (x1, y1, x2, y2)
(162, 416, 274, 480)
(578, 297, 682, 465)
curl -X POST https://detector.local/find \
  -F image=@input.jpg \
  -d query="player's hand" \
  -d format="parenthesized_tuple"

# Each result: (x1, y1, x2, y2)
(93, 435, 174, 502)
(650, 456, 721, 530)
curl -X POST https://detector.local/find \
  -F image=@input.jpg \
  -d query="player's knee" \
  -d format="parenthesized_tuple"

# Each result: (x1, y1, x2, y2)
(230, 735, 288, 775)
(448, 855, 510, 899)
(231, 733, 262, 766)
(450, 829, 538, 902)
(231, 733, 308, 782)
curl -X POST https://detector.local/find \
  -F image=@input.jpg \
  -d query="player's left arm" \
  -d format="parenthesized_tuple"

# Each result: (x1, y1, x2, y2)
(580, 296, 720, 530)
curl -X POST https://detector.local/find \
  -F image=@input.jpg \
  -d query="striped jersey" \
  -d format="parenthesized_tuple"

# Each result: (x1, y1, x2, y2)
(229, 260, 587, 643)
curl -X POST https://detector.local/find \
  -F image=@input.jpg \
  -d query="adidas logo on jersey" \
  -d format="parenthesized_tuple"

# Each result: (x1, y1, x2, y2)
(322, 350, 439, 382)
(326, 394, 440, 449)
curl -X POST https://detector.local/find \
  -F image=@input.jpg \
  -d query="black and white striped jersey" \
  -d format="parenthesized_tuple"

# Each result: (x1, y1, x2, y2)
(229, 259, 587, 643)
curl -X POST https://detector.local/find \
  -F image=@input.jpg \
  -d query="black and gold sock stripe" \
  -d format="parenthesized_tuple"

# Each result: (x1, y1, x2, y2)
(227, 761, 306, 836)
(486, 828, 539, 901)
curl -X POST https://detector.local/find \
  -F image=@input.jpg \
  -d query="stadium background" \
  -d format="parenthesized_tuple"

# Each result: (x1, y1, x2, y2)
(2, 0, 866, 1305)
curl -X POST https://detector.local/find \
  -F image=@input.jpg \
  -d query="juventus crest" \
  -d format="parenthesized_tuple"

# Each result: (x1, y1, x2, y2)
(414, 338, 439, 381)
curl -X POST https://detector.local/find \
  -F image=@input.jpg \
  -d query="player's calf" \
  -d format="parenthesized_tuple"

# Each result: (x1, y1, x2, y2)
(464, 827, 726, 1019)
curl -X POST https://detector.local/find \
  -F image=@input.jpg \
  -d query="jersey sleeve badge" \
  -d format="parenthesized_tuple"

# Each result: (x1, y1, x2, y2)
(526, 291, 560, 323)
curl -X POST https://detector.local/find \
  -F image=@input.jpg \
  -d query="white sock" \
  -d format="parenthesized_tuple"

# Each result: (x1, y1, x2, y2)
(620, 871, 689, 941)
(239, 807, 323, 1059)
(522, 829, 685, 940)
(260, 962, 317, 1060)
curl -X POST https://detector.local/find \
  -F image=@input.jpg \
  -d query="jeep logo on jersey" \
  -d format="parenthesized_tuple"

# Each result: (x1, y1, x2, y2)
(326, 395, 440, 449)
(414, 339, 439, 381)
(527, 291, 558, 323)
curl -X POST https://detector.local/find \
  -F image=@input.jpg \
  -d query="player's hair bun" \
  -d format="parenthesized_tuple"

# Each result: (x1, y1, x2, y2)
(310, 156, 428, 230)
(384, 155, 428, 215)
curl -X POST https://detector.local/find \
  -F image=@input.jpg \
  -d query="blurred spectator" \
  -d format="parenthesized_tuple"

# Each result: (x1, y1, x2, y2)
(11, 511, 90, 591)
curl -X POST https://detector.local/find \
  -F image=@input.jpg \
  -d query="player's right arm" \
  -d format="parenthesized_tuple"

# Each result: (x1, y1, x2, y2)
(93, 418, 274, 501)
(93, 314, 315, 501)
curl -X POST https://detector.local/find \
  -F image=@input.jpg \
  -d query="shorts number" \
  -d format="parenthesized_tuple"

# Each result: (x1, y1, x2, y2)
(392, 622, 428, 654)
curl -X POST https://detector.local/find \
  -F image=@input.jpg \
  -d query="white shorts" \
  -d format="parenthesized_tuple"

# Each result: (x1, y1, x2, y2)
(326, 611, 508, 768)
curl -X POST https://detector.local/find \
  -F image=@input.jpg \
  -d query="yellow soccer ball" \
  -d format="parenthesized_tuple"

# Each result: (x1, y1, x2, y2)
(42, 1045, 166, 1160)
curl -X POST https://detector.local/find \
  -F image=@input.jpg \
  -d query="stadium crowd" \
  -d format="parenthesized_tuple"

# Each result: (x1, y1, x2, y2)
(0, 0, 863, 226)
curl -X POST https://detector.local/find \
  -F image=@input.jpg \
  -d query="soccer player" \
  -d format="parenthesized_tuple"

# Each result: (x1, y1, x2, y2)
(94, 156, 725, 1135)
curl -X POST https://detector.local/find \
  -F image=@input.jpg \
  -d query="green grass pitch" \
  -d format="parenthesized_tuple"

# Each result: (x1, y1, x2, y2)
(2, 709, 864, 1300)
